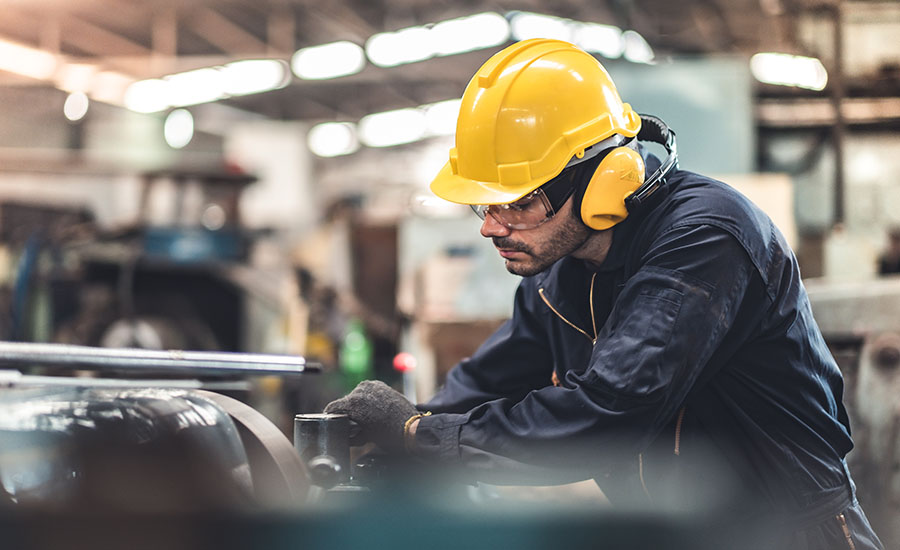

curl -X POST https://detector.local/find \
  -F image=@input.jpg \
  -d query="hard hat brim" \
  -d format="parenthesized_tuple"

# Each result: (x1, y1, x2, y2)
(429, 161, 546, 206)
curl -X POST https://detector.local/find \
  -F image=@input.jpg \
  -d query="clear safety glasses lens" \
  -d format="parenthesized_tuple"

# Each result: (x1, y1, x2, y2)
(471, 189, 555, 230)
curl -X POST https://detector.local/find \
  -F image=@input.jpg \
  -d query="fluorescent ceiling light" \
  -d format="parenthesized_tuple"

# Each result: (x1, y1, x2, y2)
(0, 38, 58, 80)
(307, 122, 360, 157)
(367, 12, 509, 68)
(164, 109, 194, 149)
(424, 99, 462, 137)
(307, 99, 461, 156)
(431, 13, 510, 56)
(358, 108, 427, 148)
(508, 12, 573, 42)
(222, 59, 289, 96)
(750, 52, 828, 91)
(292, 41, 366, 80)
(125, 59, 290, 113)
(508, 12, 645, 62)
(366, 26, 434, 68)
(574, 23, 624, 59)
(91, 71, 134, 105)
(124, 79, 171, 113)
(63, 92, 90, 122)
(622, 30, 655, 63)
(165, 68, 225, 107)
(56, 63, 98, 93)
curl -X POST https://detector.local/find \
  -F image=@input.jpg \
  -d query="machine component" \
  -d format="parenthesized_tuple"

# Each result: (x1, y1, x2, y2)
(0, 387, 254, 512)
(0, 343, 317, 509)
(0, 385, 312, 512)
(293, 413, 351, 488)
(306, 455, 344, 490)
(0, 370, 247, 390)
(138, 170, 257, 264)
(0, 341, 319, 378)
(198, 390, 309, 507)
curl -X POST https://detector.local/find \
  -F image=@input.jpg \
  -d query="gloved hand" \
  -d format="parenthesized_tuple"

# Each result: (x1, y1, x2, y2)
(324, 380, 419, 454)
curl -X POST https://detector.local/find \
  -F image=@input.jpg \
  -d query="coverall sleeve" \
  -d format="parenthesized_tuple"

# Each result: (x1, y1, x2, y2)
(424, 282, 556, 415)
(414, 224, 758, 483)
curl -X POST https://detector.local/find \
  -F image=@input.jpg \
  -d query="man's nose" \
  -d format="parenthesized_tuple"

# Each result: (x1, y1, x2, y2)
(480, 211, 511, 238)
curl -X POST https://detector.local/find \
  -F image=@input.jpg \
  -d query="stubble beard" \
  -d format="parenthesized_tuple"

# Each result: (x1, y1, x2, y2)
(494, 213, 592, 277)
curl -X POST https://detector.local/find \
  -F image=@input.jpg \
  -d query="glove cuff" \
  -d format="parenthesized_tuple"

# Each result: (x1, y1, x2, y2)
(403, 411, 431, 454)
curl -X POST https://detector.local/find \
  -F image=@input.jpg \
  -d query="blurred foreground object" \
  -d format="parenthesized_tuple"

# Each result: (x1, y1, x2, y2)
(0, 386, 308, 512)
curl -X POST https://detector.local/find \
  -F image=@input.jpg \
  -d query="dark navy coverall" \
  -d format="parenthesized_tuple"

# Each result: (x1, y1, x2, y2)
(414, 169, 883, 549)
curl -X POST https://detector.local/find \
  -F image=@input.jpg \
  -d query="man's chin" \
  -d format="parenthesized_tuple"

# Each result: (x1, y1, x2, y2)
(504, 258, 547, 277)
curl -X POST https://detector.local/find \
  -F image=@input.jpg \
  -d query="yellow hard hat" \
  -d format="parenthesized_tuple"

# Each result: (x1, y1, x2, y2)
(430, 38, 642, 206)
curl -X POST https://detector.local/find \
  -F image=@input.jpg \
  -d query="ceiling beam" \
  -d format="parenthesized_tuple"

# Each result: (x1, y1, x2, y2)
(63, 17, 150, 56)
(701, 0, 739, 51)
(295, 0, 377, 44)
(267, 7, 296, 55)
(184, 7, 268, 56)
(151, 7, 178, 75)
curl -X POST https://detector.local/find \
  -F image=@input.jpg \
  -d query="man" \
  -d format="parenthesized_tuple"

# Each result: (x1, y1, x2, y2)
(325, 38, 882, 548)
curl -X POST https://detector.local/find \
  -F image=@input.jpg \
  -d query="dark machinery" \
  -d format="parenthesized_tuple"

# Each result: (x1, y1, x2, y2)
(0, 342, 316, 511)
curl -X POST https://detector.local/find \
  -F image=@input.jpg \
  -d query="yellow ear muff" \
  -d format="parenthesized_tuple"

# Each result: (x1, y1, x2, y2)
(580, 147, 645, 230)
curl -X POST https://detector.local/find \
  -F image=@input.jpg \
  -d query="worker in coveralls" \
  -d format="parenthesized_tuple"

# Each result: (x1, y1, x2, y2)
(326, 38, 883, 549)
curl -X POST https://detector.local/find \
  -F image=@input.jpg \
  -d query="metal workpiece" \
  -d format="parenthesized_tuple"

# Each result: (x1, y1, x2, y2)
(0, 341, 320, 377)
(0, 386, 254, 512)
(0, 370, 253, 391)
(294, 413, 351, 488)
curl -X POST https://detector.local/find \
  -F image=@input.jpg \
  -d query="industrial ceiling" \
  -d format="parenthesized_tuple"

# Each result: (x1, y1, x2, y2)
(3, 0, 886, 125)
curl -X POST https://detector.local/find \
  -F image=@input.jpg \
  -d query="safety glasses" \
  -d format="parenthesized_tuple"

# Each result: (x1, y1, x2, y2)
(471, 163, 581, 230)
(470, 136, 627, 230)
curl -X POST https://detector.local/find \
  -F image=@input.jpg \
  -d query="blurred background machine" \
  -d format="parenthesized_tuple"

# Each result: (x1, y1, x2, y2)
(807, 277, 900, 547)
(4, 170, 259, 351)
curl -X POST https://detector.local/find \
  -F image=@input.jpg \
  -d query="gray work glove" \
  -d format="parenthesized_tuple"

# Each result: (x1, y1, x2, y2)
(324, 380, 419, 454)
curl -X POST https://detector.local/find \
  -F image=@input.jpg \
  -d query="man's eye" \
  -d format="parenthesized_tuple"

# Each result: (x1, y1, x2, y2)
(508, 197, 536, 211)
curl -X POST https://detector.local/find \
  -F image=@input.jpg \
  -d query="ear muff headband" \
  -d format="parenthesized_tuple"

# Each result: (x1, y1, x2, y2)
(626, 114, 678, 212)
(579, 114, 678, 230)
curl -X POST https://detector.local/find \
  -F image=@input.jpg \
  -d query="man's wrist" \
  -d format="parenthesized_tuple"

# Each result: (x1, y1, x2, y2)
(403, 412, 430, 453)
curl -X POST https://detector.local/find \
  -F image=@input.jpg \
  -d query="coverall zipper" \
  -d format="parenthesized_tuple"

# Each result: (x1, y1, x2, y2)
(674, 407, 686, 455)
(538, 273, 599, 345)
(836, 513, 856, 550)
(540, 275, 659, 503)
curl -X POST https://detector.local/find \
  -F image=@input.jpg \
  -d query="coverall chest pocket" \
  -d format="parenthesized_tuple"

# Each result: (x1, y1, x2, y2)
(604, 286, 683, 395)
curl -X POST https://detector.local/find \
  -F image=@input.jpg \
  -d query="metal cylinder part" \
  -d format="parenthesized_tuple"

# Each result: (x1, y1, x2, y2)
(293, 413, 350, 486)
(0, 341, 319, 377)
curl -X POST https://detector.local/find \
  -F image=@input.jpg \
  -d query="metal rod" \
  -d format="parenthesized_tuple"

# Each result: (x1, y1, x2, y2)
(0, 341, 320, 377)
(0, 370, 251, 391)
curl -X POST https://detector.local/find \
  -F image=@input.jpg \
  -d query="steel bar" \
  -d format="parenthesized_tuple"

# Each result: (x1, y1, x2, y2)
(0, 370, 252, 390)
(0, 341, 319, 377)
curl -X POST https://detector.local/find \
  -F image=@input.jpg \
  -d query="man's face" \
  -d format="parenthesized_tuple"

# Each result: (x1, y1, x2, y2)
(480, 196, 593, 277)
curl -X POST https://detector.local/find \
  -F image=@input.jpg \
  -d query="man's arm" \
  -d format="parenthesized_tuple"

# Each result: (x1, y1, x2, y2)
(423, 281, 556, 414)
